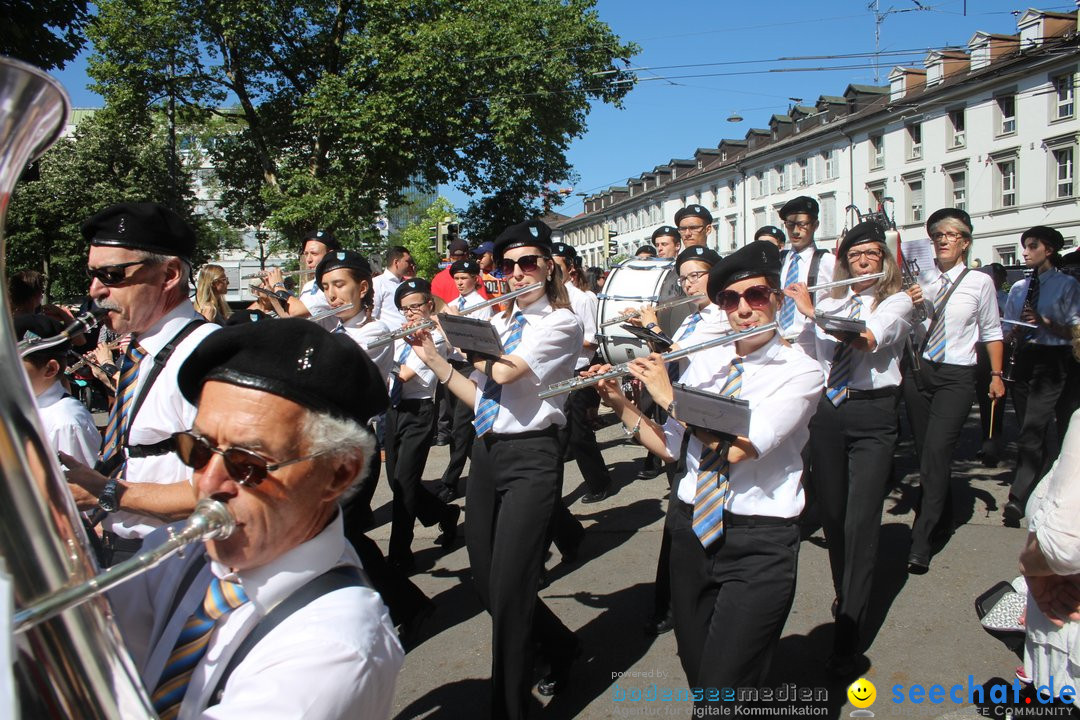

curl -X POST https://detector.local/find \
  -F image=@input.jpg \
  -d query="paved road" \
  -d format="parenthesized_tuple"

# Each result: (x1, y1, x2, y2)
(368, 404, 1041, 720)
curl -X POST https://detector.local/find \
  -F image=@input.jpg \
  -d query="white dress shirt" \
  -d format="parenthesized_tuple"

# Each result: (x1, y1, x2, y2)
(672, 303, 731, 344)
(666, 335, 823, 518)
(915, 264, 1004, 365)
(453, 289, 492, 319)
(372, 271, 405, 329)
(336, 314, 393, 382)
(468, 296, 583, 434)
(35, 381, 101, 467)
(780, 244, 836, 355)
(813, 288, 913, 389)
(392, 333, 447, 401)
(1003, 267, 1080, 347)
(109, 301, 218, 539)
(564, 282, 598, 369)
(298, 279, 335, 330)
(112, 511, 403, 720)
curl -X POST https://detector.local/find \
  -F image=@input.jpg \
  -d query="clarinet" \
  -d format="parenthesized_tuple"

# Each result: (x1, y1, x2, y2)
(1002, 269, 1036, 383)
(900, 258, 926, 371)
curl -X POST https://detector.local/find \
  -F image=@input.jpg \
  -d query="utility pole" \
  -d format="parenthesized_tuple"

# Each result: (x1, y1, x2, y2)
(868, 0, 930, 84)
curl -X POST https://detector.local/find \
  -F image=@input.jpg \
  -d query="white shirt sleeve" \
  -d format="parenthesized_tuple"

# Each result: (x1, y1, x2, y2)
(864, 292, 914, 353)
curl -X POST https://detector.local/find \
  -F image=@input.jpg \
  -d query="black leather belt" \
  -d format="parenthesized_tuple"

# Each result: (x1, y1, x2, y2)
(126, 437, 177, 458)
(724, 513, 799, 528)
(484, 425, 560, 442)
(845, 386, 901, 400)
(101, 531, 144, 553)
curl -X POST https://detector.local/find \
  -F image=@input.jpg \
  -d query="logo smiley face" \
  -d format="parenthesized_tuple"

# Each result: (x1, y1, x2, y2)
(847, 678, 876, 709)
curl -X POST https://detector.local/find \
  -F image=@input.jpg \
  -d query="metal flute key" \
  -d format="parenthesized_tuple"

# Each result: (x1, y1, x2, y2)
(598, 294, 705, 327)
(539, 322, 778, 399)
(308, 303, 355, 323)
(806, 272, 885, 294)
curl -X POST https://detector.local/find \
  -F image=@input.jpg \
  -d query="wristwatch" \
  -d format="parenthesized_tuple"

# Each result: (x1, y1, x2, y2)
(98, 477, 123, 513)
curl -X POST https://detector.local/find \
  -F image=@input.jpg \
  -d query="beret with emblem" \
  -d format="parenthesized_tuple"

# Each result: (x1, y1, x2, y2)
(635, 245, 657, 257)
(81, 202, 197, 261)
(754, 225, 786, 244)
(15, 314, 68, 359)
(925, 207, 972, 235)
(674, 204, 713, 226)
(1021, 225, 1065, 252)
(707, 240, 781, 301)
(651, 225, 680, 242)
(838, 221, 887, 258)
(302, 229, 341, 252)
(450, 259, 480, 275)
(551, 242, 577, 259)
(394, 277, 432, 308)
(779, 196, 819, 220)
(225, 309, 271, 326)
(493, 219, 554, 261)
(675, 245, 722, 274)
(316, 249, 373, 286)
(178, 318, 387, 425)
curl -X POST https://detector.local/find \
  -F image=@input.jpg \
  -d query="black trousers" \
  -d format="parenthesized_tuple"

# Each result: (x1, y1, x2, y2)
(386, 399, 451, 564)
(1009, 345, 1075, 507)
(667, 500, 800, 693)
(808, 390, 899, 655)
(903, 361, 975, 560)
(440, 365, 476, 491)
(467, 429, 577, 720)
(342, 514, 431, 627)
(975, 343, 1005, 456)
(350, 433, 383, 525)
(558, 386, 612, 495)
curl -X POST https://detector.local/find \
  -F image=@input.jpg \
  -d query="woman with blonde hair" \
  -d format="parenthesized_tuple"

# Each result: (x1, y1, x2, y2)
(194, 264, 231, 324)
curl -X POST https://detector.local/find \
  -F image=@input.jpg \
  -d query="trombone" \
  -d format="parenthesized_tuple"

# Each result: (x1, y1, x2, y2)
(598, 294, 705, 327)
(539, 322, 778, 399)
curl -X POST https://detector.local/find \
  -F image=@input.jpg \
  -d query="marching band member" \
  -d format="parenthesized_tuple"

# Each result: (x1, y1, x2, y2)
(407, 219, 582, 719)
(1002, 225, 1080, 527)
(266, 230, 339, 329)
(754, 224, 786, 251)
(777, 196, 835, 356)
(904, 208, 1004, 573)
(674, 204, 714, 250)
(652, 225, 682, 260)
(372, 245, 415, 330)
(785, 221, 913, 676)
(592, 241, 823, 699)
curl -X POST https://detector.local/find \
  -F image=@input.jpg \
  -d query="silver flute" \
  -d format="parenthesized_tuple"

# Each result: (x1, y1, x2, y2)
(539, 322, 779, 399)
(806, 272, 885, 293)
(598, 294, 706, 327)
(308, 303, 355, 323)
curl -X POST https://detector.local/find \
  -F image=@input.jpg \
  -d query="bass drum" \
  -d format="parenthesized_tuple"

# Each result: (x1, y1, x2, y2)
(596, 258, 692, 364)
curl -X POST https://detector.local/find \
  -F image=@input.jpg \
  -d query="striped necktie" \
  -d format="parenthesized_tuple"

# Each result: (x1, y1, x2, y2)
(677, 311, 701, 343)
(692, 357, 744, 549)
(388, 343, 412, 407)
(473, 311, 526, 436)
(100, 341, 147, 462)
(778, 253, 800, 330)
(332, 320, 346, 333)
(824, 296, 864, 406)
(458, 296, 467, 311)
(152, 576, 249, 720)
(926, 275, 952, 362)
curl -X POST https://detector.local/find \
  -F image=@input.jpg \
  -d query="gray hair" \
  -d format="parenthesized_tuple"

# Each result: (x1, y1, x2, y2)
(141, 251, 192, 299)
(300, 409, 376, 489)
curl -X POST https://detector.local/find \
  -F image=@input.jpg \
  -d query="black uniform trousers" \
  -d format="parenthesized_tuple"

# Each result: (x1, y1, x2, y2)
(558, 385, 612, 495)
(808, 389, 899, 656)
(975, 344, 1006, 458)
(440, 362, 477, 493)
(349, 434, 383, 526)
(386, 398, 452, 565)
(903, 360, 975, 561)
(1009, 344, 1076, 507)
(667, 499, 800, 694)
(467, 428, 577, 720)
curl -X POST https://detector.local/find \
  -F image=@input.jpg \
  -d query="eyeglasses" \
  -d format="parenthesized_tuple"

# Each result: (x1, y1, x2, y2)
(171, 431, 329, 487)
(845, 248, 884, 262)
(930, 231, 968, 244)
(498, 255, 543, 275)
(679, 270, 709, 286)
(783, 220, 813, 231)
(714, 284, 777, 313)
(400, 301, 430, 314)
(678, 224, 706, 234)
(86, 260, 151, 286)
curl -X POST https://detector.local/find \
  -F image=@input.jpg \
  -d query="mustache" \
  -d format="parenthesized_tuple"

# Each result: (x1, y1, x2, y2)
(93, 299, 122, 313)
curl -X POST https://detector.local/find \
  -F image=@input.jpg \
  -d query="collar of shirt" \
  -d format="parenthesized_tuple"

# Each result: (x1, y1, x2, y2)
(35, 380, 67, 408)
(794, 244, 819, 262)
(134, 300, 203, 357)
(343, 312, 374, 330)
(936, 262, 966, 285)
(516, 293, 553, 326)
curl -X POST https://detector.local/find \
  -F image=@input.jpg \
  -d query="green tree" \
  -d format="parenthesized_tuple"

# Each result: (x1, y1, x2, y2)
(86, 0, 637, 245)
(0, 0, 91, 71)
(392, 197, 456, 280)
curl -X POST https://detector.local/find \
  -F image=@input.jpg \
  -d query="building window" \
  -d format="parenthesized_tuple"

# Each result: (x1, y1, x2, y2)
(1055, 147, 1074, 198)
(997, 159, 1017, 208)
(753, 207, 766, 229)
(727, 180, 736, 205)
(1053, 72, 1075, 120)
(997, 95, 1016, 136)
(727, 216, 739, 250)
(711, 185, 720, 209)
(870, 134, 884, 169)
(948, 109, 966, 148)
(907, 124, 922, 160)
(797, 158, 808, 186)
(824, 149, 838, 179)
(906, 178, 924, 223)
(949, 171, 967, 211)
(867, 183, 885, 211)
(994, 245, 1017, 265)
(820, 195, 836, 237)
(775, 165, 786, 192)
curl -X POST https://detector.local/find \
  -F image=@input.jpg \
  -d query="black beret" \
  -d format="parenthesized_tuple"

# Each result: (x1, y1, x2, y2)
(15, 314, 68, 358)
(779, 196, 819, 220)
(178, 318, 387, 425)
(225, 309, 272, 326)
(651, 226, 681, 242)
(82, 202, 197, 261)
(302, 229, 341, 252)
(675, 245, 722, 274)
(493, 220, 553, 261)
(838, 221, 887, 258)
(674, 204, 713, 226)
(754, 225, 786, 244)
(449, 259, 480, 275)
(448, 238, 469, 254)
(1021, 225, 1065, 252)
(551, 242, 577, 259)
(316, 250, 373, 286)
(394, 277, 432, 308)
(707, 241, 782, 302)
(925, 208, 972, 235)
(634, 245, 657, 257)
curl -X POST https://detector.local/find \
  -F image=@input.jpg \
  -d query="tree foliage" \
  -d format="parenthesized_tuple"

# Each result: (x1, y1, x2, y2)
(0, 0, 91, 71)
(392, 197, 456, 280)
(85, 0, 637, 246)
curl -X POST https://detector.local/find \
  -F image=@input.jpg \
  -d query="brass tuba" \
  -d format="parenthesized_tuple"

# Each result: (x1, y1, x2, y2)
(0, 56, 155, 718)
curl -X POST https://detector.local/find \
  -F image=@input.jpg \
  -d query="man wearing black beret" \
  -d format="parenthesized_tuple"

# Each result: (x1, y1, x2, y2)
(635, 245, 658, 259)
(265, 229, 341, 329)
(432, 237, 472, 306)
(674, 205, 714, 250)
(652, 225, 681, 259)
(777, 195, 835, 355)
(1001, 224, 1080, 525)
(110, 318, 403, 719)
(63, 201, 220, 565)
(754, 225, 786, 250)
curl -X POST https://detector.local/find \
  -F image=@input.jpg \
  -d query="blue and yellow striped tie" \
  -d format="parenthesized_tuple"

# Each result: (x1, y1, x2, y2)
(925, 275, 952, 362)
(152, 577, 249, 720)
(825, 296, 863, 406)
(100, 341, 147, 462)
(458, 296, 467, 311)
(677, 312, 701, 343)
(473, 311, 526, 436)
(778, 253, 800, 330)
(692, 357, 744, 549)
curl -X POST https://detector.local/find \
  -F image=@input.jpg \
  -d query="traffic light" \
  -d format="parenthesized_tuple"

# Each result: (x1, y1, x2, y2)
(607, 229, 618, 256)
(428, 226, 439, 252)
(446, 223, 460, 246)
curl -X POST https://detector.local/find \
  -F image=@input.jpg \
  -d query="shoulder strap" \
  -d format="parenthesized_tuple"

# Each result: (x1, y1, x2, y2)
(122, 319, 205, 447)
(919, 268, 971, 354)
(807, 248, 829, 288)
(207, 566, 366, 707)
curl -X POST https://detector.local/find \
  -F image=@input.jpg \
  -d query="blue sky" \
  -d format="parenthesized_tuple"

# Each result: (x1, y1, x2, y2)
(52, 0, 1075, 216)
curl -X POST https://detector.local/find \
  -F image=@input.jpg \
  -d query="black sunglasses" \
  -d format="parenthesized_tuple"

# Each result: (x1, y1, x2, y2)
(172, 431, 329, 487)
(86, 260, 151, 286)
(498, 255, 543, 275)
(714, 284, 778, 313)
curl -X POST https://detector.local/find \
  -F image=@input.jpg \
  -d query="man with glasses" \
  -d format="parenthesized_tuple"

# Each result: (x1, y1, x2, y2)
(62, 202, 219, 565)
(778, 196, 835, 356)
(674, 205, 714, 250)
(110, 318, 403, 719)
(373, 245, 415, 330)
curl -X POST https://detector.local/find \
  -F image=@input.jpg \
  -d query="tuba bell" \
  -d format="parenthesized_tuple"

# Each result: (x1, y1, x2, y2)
(0, 56, 156, 718)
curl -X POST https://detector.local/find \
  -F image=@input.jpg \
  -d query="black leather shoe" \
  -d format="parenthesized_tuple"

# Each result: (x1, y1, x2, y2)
(435, 482, 456, 504)
(907, 553, 930, 575)
(826, 653, 869, 680)
(537, 644, 581, 697)
(438, 504, 461, 548)
(644, 612, 674, 636)
(636, 466, 663, 480)
(581, 488, 609, 504)
(434, 435, 451, 447)
(1003, 500, 1024, 528)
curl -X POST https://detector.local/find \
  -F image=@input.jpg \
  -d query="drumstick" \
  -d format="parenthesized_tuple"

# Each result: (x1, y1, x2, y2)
(989, 398, 997, 439)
